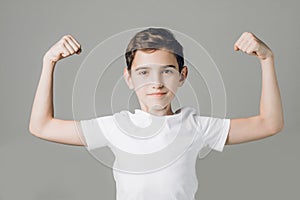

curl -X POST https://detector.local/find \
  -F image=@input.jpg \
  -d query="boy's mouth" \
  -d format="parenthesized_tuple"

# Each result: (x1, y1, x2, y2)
(148, 92, 167, 97)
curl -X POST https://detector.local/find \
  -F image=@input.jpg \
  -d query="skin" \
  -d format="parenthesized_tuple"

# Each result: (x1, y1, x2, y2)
(123, 49, 188, 116)
(29, 32, 284, 147)
(227, 32, 284, 144)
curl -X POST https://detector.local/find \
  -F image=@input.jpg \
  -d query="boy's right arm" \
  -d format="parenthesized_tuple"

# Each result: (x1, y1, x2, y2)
(29, 35, 86, 146)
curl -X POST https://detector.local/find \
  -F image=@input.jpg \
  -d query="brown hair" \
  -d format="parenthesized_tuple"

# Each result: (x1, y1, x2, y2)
(125, 27, 184, 73)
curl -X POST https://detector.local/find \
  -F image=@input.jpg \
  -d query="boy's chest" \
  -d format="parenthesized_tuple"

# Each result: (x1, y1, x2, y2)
(109, 127, 200, 174)
(112, 141, 199, 179)
(113, 151, 199, 198)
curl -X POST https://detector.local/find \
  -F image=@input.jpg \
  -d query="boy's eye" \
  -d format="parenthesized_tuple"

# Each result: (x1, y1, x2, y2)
(163, 69, 173, 74)
(138, 71, 148, 75)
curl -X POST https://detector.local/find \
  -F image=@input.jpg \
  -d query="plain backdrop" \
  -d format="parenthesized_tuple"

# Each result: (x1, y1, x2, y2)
(0, 0, 299, 199)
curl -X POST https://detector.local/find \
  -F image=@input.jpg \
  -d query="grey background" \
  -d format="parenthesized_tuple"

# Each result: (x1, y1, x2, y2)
(0, 0, 299, 199)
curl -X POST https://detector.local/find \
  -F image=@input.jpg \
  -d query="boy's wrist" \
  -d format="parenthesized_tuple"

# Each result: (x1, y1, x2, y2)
(259, 53, 274, 63)
(43, 55, 57, 68)
(259, 54, 275, 70)
(42, 61, 56, 74)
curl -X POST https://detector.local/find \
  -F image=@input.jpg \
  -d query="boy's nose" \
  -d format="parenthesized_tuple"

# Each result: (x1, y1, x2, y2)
(152, 82, 163, 89)
(150, 74, 164, 88)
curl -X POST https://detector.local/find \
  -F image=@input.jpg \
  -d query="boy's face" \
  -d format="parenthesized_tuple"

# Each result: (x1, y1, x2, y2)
(124, 49, 188, 113)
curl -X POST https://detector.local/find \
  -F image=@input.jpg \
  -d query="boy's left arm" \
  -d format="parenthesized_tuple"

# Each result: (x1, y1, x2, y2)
(226, 32, 284, 145)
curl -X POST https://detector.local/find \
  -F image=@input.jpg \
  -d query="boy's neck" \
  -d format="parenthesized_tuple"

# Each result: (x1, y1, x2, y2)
(140, 104, 174, 116)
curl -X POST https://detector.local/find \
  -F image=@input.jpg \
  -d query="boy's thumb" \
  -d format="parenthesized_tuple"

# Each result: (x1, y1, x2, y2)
(76, 48, 82, 55)
(234, 45, 239, 51)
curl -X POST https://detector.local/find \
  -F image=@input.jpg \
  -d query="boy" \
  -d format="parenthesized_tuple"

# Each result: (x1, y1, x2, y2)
(29, 27, 284, 200)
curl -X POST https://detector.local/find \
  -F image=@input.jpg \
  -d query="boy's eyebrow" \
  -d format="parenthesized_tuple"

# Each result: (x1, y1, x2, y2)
(134, 65, 177, 71)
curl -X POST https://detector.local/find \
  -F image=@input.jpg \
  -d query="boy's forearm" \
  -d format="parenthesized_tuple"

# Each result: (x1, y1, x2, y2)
(29, 58, 56, 132)
(259, 55, 284, 132)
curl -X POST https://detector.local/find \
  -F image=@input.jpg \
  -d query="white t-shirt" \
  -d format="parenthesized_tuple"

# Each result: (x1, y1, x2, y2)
(80, 106, 230, 200)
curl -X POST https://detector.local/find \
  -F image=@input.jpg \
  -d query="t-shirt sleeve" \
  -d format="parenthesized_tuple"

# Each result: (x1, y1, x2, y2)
(195, 116, 231, 152)
(79, 117, 108, 151)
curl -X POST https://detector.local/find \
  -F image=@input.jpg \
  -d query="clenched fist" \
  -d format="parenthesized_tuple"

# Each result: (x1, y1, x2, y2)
(43, 34, 81, 63)
(234, 32, 273, 60)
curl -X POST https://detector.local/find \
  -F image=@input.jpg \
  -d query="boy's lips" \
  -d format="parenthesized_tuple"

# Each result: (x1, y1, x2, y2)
(148, 92, 167, 97)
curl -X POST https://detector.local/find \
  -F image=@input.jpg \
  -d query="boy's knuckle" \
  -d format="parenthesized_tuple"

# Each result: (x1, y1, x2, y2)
(60, 38, 66, 44)
(59, 42, 65, 48)
(62, 35, 69, 40)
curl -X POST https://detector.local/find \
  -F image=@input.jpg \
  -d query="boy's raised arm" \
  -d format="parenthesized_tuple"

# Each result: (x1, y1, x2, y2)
(226, 32, 284, 145)
(29, 35, 86, 146)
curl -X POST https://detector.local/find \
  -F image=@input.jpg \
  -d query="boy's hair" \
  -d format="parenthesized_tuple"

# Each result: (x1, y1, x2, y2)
(125, 27, 184, 73)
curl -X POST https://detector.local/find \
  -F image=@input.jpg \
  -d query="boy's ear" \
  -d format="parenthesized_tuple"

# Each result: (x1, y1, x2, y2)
(178, 66, 188, 87)
(123, 67, 134, 90)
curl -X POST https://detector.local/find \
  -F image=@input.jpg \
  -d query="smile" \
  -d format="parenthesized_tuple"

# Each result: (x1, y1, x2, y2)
(148, 92, 167, 97)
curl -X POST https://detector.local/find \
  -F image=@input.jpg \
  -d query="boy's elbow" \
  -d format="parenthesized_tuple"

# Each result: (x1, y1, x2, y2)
(29, 124, 39, 137)
(276, 118, 285, 134)
(29, 117, 51, 136)
(268, 120, 284, 135)
(29, 122, 44, 137)
(29, 120, 36, 135)
(29, 122, 34, 135)
(277, 121, 284, 133)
